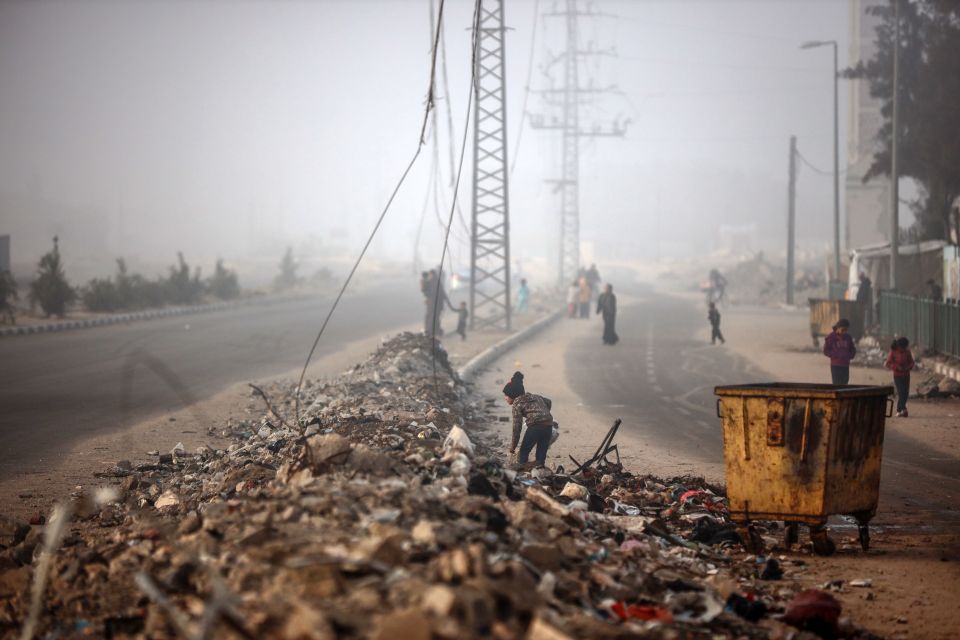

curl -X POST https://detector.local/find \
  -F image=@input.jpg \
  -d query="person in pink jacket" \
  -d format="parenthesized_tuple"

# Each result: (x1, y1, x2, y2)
(822, 318, 856, 384)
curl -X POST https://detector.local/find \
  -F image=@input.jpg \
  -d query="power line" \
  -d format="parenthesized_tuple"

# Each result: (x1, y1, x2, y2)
(295, 0, 448, 421)
(432, 0, 481, 388)
(510, 0, 541, 176)
(796, 148, 848, 176)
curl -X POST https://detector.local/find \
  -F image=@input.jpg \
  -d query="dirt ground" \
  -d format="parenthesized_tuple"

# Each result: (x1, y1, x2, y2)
(476, 297, 960, 640)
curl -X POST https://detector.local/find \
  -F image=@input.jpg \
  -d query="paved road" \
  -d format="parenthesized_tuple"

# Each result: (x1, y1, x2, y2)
(0, 282, 424, 478)
(566, 280, 960, 529)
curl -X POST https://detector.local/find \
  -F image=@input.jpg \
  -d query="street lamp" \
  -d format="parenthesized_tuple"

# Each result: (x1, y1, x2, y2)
(800, 39, 841, 289)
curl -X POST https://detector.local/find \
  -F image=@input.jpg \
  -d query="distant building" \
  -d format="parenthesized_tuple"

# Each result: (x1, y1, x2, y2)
(846, 0, 891, 250)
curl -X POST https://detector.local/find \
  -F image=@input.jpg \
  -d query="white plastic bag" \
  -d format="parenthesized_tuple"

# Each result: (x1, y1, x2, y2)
(442, 425, 475, 458)
(550, 421, 560, 445)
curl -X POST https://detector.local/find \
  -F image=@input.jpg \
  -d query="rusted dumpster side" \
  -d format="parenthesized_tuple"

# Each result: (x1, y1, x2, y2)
(715, 383, 892, 555)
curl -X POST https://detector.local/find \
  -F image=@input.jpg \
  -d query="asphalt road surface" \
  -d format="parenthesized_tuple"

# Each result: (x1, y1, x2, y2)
(0, 281, 424, 479)
(566, 281, 960, 529)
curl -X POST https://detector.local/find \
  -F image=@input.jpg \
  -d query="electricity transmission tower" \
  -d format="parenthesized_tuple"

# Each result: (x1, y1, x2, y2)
(470, 0, 512, 331)
(530, 0, 628, 287)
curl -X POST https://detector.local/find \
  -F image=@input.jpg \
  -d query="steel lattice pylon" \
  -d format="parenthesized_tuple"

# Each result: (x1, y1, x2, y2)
(470, 0, 511, 331)
(530, 0, 628, 288)
(559, 1, 580, 288)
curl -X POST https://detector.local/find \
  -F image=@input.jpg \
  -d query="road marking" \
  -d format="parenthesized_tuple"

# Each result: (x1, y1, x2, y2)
(652, 384, 663, 394)
(697, 419, 711, 429)
(677, 407, 691, 416)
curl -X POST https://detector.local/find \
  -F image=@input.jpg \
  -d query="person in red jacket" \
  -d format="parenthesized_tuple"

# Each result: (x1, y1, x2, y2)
(885, 337, 915, 417)
(823, 318, 856, 384)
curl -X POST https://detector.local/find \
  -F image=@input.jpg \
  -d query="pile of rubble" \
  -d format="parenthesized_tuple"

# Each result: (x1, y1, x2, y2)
(0, 333, 880, 639)
(717, 254, 825, 307)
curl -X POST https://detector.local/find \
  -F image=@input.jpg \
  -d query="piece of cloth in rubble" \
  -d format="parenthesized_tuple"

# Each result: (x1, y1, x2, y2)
(596, 291, 618, 345)
(511, 393, 553, 451)
(822, 330, 855, 367)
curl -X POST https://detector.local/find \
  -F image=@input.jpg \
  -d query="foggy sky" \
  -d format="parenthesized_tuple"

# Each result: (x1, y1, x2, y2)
(0, 0, 854, 280)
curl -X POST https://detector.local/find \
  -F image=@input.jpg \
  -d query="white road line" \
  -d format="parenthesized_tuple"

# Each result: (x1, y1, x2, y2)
(652, 384, 663, 394)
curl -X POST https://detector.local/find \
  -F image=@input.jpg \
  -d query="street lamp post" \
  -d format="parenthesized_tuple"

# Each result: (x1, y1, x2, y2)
(801, 39, 841, 287)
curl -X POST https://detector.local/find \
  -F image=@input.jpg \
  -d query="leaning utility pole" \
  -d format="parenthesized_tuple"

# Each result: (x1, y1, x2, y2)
(470, 0, 512, 330)
(787, 135, 797, 306)
(530, 0, 629, 288)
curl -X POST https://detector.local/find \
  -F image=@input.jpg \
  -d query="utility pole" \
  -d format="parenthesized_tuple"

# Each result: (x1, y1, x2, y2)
(530, 0, 629, 288)
(787, 135, 797, 306)
(889, 0, 900, 290)
(470, 0, 512, 330)
(799, 39, 841, 283)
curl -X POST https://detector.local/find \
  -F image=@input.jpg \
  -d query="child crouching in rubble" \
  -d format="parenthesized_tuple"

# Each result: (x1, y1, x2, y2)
(885, 337, 914, 417)
(503, 371, 554, 466)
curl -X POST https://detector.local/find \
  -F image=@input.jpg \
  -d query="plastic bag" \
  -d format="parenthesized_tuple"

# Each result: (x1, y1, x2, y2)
(442, 425, 475, 458)
(550, 421, 560, 445)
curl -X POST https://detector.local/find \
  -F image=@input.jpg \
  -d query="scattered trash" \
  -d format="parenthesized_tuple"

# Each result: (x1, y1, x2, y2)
(0, 332, 882, 638)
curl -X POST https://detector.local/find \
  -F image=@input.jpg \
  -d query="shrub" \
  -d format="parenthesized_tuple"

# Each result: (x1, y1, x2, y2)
(82, 277, 120, 312)
(274, 247, 299, 291)
(166, 252, 204, 305)
(207, 259, 240, 300)
(0, 269, 17, 324)
(29, 236, 76, 317)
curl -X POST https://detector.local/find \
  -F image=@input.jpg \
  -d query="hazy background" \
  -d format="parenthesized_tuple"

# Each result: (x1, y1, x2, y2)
(0, 0, 851, 284)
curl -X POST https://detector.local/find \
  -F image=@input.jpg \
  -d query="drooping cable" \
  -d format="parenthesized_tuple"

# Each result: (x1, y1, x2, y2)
(510, 0, 541, 176)
(295, 0, 447, 421)
(430, 0, 482, 390)
(438, 6, 473, 239)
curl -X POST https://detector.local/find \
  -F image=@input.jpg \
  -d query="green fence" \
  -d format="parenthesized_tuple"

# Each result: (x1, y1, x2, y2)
(879, 290, 960, 357)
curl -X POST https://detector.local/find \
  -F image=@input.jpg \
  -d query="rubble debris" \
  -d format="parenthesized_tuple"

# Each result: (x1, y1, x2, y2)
(0, 332, 882, 639)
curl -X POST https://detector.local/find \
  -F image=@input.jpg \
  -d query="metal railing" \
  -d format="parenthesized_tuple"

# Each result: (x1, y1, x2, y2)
(878, 290, 960, 357)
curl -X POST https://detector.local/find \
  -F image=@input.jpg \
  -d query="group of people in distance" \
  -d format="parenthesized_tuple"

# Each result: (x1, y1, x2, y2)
(419, 269, 533, 342)
(823, 318, 914, 418)
(565, 264, 619, 346)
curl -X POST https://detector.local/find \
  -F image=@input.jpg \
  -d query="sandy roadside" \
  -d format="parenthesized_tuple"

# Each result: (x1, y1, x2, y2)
(0, 324, 418, 521)
(474, 293, 724, 481)
(0, 305, 555, 522)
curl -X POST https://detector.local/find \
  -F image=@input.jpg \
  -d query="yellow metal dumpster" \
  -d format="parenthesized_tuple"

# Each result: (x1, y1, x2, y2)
(714, 383, 893, 555)
(809, 298, 865, 346)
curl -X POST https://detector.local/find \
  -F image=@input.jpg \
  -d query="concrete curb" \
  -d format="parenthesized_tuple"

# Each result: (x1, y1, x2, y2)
(932, 361, 960, 383)
(0, 297, 264, 338)
(458, 309, 564, 382)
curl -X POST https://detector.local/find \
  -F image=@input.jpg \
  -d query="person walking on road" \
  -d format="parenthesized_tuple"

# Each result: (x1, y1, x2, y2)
(596, 284, 618, 345)
(455, 301, 469, 341)
(423, 269, 451, 338)
(566, 281, 579, 318)
(823, 318, 856, 385)
(708, 302, 725, 345)
(586, 264, 601, 300)
(503, 371, 555, 467)
(578, 276, 591, 319)
(885, 337, 914, 417)
(516, 278, 530, 314)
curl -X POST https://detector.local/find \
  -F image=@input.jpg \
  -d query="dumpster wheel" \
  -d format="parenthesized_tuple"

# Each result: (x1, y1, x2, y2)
(784, 522, 799, 549)
(737, 524, 764, 554)
(810, 526, 836, 556)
